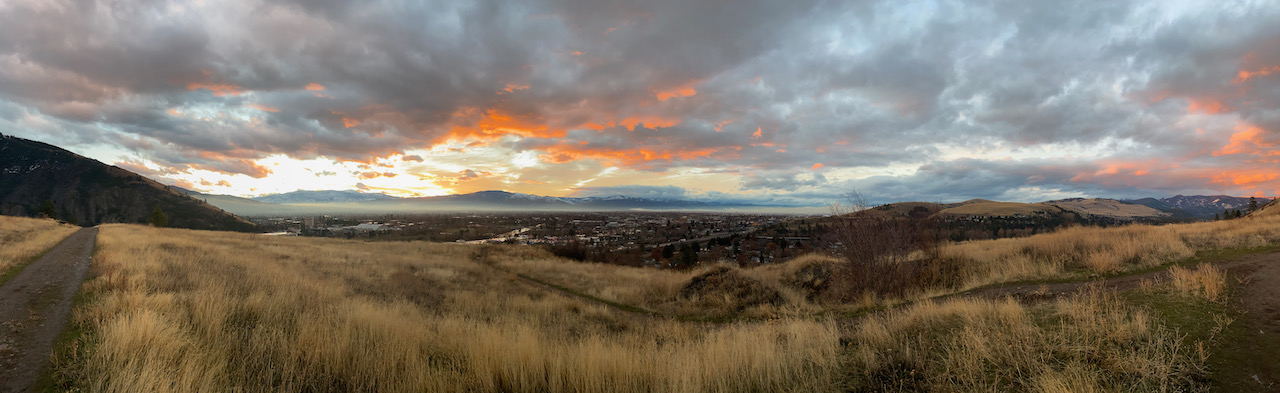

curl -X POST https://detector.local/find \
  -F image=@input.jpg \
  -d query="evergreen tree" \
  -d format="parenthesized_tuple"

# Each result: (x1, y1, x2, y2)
(148, 206, 168, 227)
(679, 244, 697, 267)
(38, 199, 57, 219)
(661, 244, 675, 259)
(1250, 197, 1259, 212)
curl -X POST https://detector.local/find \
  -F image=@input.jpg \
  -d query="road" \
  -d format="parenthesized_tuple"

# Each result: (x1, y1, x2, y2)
(0, 227, 97, 393)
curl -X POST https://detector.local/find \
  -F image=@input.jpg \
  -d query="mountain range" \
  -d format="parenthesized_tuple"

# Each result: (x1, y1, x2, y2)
(179, 189, 792, 216)
(180, 188, 1268, 220)
(1125, 195, 1268, 219)
(848, 195, 1268, 222)
(0, 134, 256, 231)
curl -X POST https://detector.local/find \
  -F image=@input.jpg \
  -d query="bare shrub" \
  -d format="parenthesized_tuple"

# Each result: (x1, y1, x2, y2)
(824, 193, 961, 300)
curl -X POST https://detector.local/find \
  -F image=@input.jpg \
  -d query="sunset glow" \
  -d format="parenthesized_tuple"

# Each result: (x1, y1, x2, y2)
(3, 0, 1280, 204)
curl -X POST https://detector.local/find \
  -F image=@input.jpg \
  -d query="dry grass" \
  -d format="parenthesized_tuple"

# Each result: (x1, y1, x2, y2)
(493, 254, 836, 318)
(845, 287, 1208, 392)
(55, 225, 842, 392)
(942, 215, 1280, 291)
(1168, 264, 1227, 302)
(1046, 198, 1169, 218)
(0, 215, 79, 279)
(51, 210, 1274, 392)
(940, 200, 1059, 216)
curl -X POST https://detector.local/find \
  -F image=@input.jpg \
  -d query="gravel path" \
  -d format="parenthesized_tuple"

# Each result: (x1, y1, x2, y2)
(0, 227, 97, 393)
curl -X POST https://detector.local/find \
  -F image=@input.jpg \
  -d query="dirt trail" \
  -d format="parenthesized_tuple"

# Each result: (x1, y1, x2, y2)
(1215, 250, 1280, 391)
(0, 227, 97, 393)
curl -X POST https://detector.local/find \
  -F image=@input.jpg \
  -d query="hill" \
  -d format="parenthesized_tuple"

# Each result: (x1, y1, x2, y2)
(0, 134, 256, 231)
(1041, 198, 1169, 219)
(939, 199, 1066, 216)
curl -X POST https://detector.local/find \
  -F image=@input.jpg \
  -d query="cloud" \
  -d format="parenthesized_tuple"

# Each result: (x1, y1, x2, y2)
(3, 0, 1280, 200)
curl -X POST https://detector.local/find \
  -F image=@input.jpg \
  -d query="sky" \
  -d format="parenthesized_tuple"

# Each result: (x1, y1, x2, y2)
(2, 0, 1279, 206)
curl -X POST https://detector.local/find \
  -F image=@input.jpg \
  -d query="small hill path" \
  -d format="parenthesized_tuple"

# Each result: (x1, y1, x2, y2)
(953, 249, 1280, 391)
(0, 227, 97, 393)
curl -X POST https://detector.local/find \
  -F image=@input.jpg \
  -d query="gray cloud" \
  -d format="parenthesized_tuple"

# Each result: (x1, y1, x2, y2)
(2, 0, 1279, 200)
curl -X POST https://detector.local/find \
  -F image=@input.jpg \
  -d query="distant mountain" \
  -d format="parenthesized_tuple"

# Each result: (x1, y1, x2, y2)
(179, 188, 280, 217)
(0, 134, 256, 231)
(1124, 195, 1271, 219)
(253, 190, 397, 204)
(189, 189, 790, 215)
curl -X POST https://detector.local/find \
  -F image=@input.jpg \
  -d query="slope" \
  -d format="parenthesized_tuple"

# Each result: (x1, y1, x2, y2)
(0, 134, 256, 232)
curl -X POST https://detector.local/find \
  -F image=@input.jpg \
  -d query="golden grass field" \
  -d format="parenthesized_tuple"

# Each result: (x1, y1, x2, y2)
(945, 214, 1280, 291)
(54, 225, 843, 392)
(37, 208, 1280, 391)
(1043, 198, 1169, 218)
(0, 215, 78, 282)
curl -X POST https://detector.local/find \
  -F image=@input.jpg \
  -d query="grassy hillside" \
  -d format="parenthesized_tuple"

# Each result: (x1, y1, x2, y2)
(0, 216, 78, 285)
(940, 200, 1064, 216)
(1044, 198, 1169, 219)
(46, 212, 1280, 391)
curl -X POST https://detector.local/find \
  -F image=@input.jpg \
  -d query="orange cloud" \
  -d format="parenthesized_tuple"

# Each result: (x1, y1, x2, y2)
(811, 163, 823, 170)
(714, 119, 735, 132)
(1069, 160, 1167, 184)
(189, 158, 273, 178)
(1186, 98, 1230, 114)
(249, 103, 280, 112)
(1214, 123, 1278, 156)
(501, 83, 530, 93)
(186, 82, 245, 96)
(448, 107, 564, 140)
(1233, 65, 1280, 83)
(752, 127, 762, 138)
(538, 145, 722, 167)
(654, 79, 700, 101)
(305, 83, 326, 91)
(1211, 170, 1280, 187)
(585, 115, 681, 131)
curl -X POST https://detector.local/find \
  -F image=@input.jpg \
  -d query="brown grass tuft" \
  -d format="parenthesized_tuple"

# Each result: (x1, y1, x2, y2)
(1168, 264, 1227, 302)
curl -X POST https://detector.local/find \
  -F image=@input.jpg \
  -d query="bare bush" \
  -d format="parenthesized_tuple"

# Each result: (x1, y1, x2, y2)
(824, 192, 960, 300)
